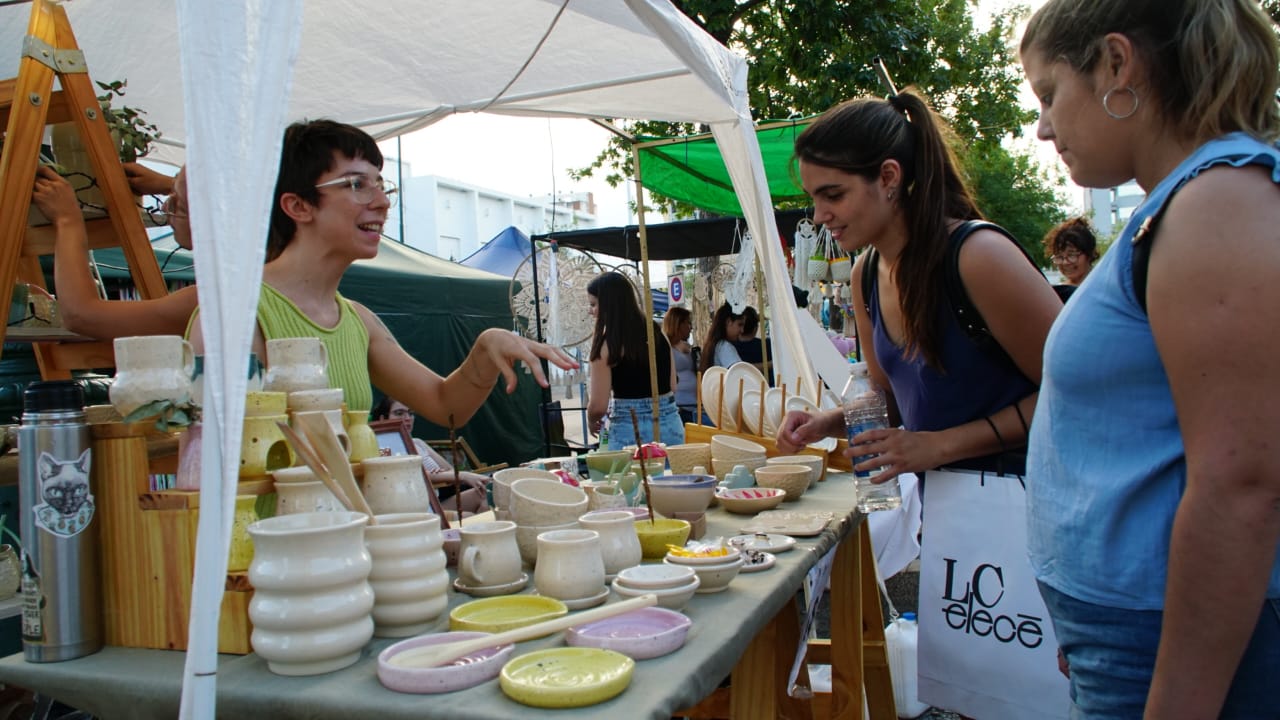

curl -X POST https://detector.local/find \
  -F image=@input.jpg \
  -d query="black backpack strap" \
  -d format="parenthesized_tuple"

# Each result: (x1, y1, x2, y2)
(945, 220, 1041, 365)
(860, 247, 878, 318)
(1131, 207, 1166, 316)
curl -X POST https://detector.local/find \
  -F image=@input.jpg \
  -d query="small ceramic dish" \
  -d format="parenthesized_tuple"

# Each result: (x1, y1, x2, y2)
(500, 647, 635, 708)
(739, 550, 776, 573)
(664, 545, 741, 566)
(715, 487, 787, 514)
(611, 574, 700, 610)
(452, 572, 529, 598)
(614, 563, 697, 590)
(565, 606, 693, 660)
(377, 631, 514, 694)
(449, 595, 568, 633)
(728, 533, 797, 554)
(665, 555, 744, 593)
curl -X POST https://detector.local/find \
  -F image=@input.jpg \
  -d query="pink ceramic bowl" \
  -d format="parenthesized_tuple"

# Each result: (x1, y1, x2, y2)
(565, 606, 693, 660)
(377, 631, 514, 694)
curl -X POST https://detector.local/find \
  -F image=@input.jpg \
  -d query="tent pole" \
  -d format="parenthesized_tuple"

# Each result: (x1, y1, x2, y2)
(631, 144, 661, 444)
(755, 254, 770, 383)
(528, 234, 552, 457)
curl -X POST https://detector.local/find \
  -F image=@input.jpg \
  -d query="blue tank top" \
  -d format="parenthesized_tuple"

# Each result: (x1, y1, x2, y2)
(869, 264, 1036, 435)
(1027, 133, 1280, 609)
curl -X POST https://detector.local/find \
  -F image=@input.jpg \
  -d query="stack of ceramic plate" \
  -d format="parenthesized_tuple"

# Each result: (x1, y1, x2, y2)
(664, 547, 744, 593)
(610, 564, 700, 610)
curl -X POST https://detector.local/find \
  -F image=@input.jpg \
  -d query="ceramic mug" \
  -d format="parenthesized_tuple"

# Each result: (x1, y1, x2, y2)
(109, 335, 195, 417)
(262, 337, 329, 394)
(457, 520, 521, 589)
(533, 529, 605, 602)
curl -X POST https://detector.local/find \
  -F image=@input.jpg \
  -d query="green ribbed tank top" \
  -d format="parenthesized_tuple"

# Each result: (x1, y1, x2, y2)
(257, 284, 372, 411)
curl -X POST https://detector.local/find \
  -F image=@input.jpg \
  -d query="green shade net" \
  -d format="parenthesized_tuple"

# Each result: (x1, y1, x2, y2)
(80, 235, 544, 467)
(637, 118, 815, 216)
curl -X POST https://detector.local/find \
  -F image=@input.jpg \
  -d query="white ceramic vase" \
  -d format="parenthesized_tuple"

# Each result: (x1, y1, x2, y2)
(247, 511, 374, 676)
(365, 513, 449, 637)
(578, 510, 642, 581)
(359, 456, 433, 515)
(262, 337, 330, 395)
(108, 335, 195, 417)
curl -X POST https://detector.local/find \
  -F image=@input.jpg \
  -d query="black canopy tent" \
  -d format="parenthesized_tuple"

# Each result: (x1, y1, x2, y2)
(533, 208, 812, 261)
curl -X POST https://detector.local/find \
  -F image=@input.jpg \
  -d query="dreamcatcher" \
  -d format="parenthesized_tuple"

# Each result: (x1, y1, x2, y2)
(608, 263, 648, 310)
(509, 245, 601, 389)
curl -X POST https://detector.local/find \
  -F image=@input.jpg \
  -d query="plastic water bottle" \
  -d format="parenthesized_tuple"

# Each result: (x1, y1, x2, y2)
(885, 612, 930, 718)
(840, 362, 901, 512)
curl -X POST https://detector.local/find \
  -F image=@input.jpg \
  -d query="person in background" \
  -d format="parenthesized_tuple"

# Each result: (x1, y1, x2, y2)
(662, 307, 699, 424)
(775, 88, 1060, 479)
(1043, 216, 1100, 301)
(31, 162, 199, 338)
(697, 302, 745, 372)
(1020, 0, 1280, 716)
(372, 397, 488, 516)
(586, 272, 683, 449)
(188, 119, 577, 420)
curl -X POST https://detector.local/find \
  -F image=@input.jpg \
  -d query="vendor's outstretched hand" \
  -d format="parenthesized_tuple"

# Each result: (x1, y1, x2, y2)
(776, 409, 839, 453)
(123, 162, 176, 196)
(472, 328, 578, 394)
(30, 166, 82, 223)
(844, 426, 942, 483)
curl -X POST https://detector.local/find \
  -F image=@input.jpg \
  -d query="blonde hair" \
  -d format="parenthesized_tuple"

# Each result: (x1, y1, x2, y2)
(1021, 0, 1280, 143)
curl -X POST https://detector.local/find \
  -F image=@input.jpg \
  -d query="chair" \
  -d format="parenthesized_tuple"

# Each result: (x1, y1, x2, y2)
(424, 436, 507, 475)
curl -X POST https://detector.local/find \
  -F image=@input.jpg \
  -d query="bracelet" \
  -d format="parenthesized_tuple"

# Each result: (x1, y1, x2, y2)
(983, 415, 1007, 452)
(1013, 402, 1030, 436)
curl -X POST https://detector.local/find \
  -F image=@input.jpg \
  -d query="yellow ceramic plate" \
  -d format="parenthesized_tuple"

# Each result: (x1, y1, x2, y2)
(449, 595, 568, 634)
(500, 647, 634, 708)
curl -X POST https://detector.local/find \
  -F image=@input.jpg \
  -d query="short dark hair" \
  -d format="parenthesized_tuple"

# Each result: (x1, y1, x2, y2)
(740, 306, 760, 336)
(268, 119, 384, 260)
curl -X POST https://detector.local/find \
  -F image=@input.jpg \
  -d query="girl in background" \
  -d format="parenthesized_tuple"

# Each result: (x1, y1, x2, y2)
(662, 307, 699, 423)
(697, 302, 745, 372)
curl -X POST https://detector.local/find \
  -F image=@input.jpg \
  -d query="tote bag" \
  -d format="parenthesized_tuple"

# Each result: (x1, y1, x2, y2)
(917, 468, 1069, 720)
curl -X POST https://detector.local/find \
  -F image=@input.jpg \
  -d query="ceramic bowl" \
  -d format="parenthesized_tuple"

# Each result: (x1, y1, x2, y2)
(663, 443, 711, 475)
(515, 521, 578, 566)
(715, 487, 787, 514)
(710, 454, 766, 482)
(767, 454, 825, 483)
(509, 477, 589, 526)
(565, 606, 692, 660)
(645, 476, 717, 518)
(611, 574, 700, 610)
(753, 464, 813, 501)
(665, 554, 744, 593)
(613, 507, 651, 522)
(614, 563, 697, 590)
(377, 631, 515, 694)
(663, 546, 742, 566)
(633, 518, 691, 559)
(583, 451, 632, 482)
(490, 468, 560, 511)
(709, 434, 767, 461)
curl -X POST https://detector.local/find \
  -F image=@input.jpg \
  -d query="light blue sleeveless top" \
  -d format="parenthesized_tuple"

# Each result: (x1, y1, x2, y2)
(1027, 133, 1280, 609)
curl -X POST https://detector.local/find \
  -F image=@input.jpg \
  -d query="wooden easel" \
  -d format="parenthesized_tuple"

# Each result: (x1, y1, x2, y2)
(0, 0, 169, 379)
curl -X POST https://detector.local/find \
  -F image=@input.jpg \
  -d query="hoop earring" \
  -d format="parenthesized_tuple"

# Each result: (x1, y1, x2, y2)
(1102, 87, 1139, 120)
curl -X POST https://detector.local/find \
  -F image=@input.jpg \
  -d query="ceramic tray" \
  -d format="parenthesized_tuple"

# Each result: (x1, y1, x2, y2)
(565, 606, 692, 660)
(739, 510, 834, 536)
(500, 647, 635, 708)
(449, 595, 568, 634)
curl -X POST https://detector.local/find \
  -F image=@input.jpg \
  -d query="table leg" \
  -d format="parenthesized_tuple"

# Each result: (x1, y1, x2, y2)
(726, 598, 813, 720)
(828, 522, 895, 719)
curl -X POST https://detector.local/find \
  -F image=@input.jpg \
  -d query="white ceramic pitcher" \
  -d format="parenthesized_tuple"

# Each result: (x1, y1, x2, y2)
(262, 337, 329, 394)
(109, 335, 195, 417)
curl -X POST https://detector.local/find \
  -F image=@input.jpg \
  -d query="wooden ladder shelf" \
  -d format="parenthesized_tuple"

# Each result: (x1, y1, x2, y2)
(0, 0, 170, 379)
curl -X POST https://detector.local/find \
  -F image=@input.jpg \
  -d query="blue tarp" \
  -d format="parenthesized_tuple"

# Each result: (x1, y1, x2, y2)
(460, 226, 532, 277)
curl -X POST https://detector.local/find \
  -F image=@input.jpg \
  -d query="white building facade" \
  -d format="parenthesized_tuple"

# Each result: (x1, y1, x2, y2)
(1082, 180, 1144, 238)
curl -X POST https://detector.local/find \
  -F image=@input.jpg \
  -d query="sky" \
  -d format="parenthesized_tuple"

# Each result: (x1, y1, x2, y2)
(382, 0, 1067, 239)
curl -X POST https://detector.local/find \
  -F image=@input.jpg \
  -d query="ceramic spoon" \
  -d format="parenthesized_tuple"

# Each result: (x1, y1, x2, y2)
(294, 411, 378, 524)
(387, 593, 658, 669)
(276, 421, 356, 513)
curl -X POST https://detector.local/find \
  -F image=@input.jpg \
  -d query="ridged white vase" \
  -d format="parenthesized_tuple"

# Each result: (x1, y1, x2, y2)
(365, 513, 449, 637)
(247, 511, 374, 676)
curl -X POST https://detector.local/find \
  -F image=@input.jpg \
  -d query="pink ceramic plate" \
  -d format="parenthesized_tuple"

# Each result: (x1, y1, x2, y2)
(377, 631, 514, 694)
(565, 607, 692, 660)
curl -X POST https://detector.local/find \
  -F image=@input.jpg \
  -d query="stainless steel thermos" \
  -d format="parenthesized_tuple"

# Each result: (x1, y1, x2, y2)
(17, 381, 102, 661)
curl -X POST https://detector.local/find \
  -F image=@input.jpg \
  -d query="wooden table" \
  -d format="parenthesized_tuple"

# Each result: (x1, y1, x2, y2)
(0, 473, 893, 719)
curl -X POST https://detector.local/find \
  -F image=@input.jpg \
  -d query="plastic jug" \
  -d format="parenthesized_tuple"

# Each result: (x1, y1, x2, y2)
(884, 612, 930, 718)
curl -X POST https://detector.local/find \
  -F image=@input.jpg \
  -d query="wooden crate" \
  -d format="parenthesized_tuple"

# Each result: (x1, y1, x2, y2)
(93, 421, 265, 654)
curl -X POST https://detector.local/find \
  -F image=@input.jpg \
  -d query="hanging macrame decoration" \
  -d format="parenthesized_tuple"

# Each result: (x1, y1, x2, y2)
(725, 224, 755, 314)
(793, 218, 819, 288)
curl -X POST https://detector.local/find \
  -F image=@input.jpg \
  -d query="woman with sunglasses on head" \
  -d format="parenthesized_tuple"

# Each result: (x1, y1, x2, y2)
(188, 119, 577, 423)
(1020, 1, 1280, 716)
(1043, 216, 1100, 301)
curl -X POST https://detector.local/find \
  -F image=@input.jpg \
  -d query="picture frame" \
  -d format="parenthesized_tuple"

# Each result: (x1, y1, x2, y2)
(367, 417, 448, 526)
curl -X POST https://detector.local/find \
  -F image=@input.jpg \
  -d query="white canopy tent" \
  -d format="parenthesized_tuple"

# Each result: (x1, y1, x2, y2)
(2, 1, 819, 716)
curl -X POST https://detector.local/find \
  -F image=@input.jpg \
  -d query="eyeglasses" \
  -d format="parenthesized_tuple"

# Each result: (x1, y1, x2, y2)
(314, 174, 398, 208)
(1050, 249, 1082, 264)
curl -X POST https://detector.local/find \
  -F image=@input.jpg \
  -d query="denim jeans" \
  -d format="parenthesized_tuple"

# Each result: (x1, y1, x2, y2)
(606, 394, 684, 450)
(1038, 581, 1280, 719)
